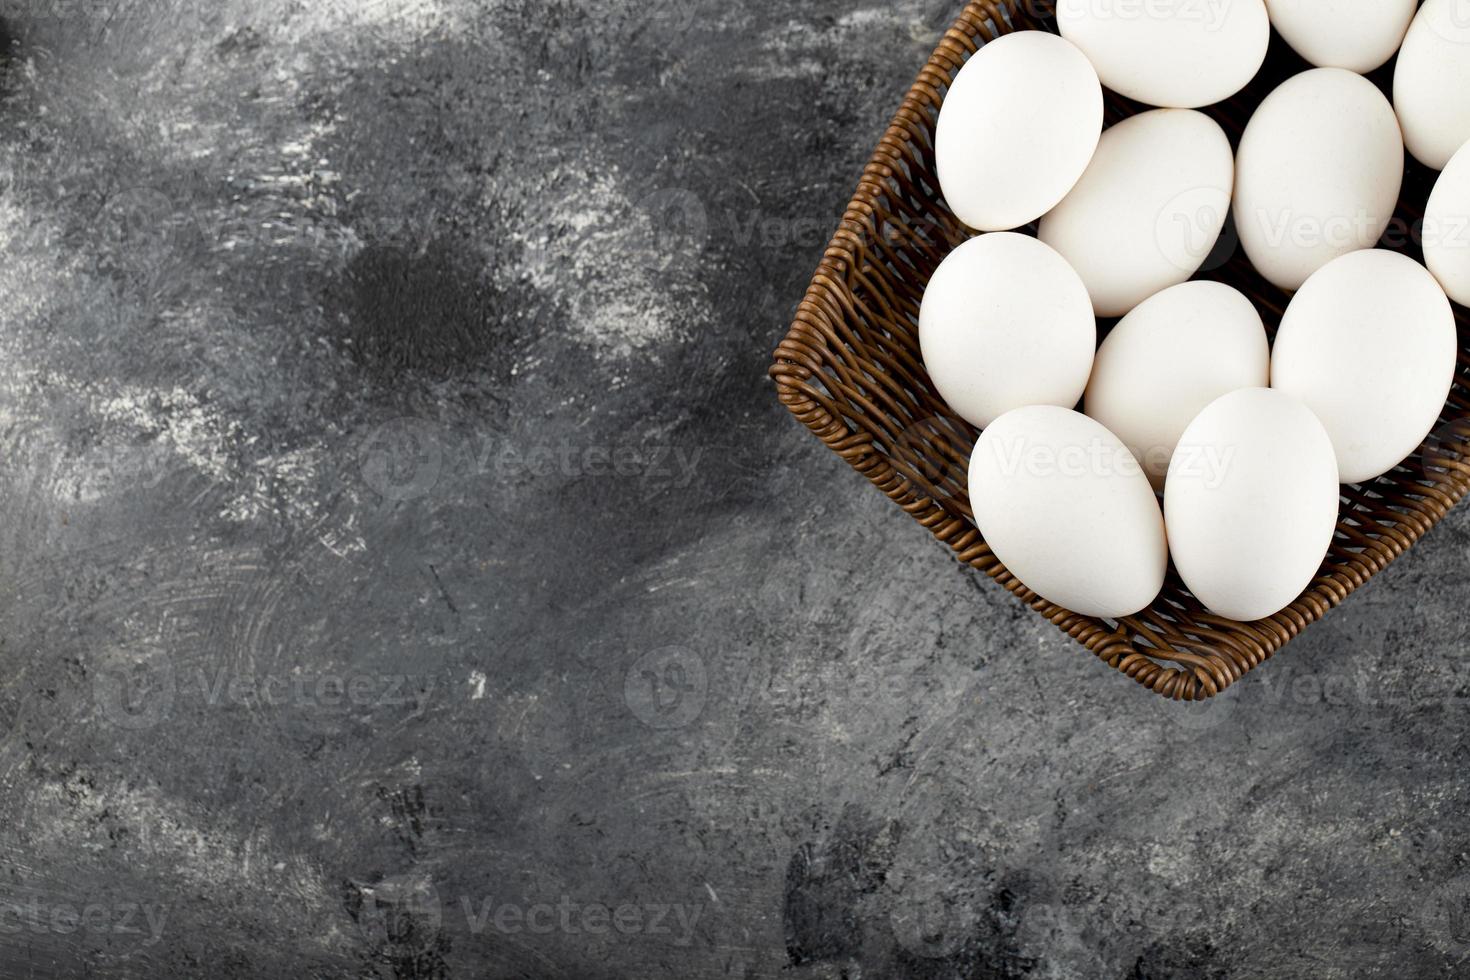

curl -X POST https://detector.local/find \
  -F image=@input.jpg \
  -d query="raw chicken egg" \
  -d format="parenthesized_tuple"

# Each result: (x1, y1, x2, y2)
(1271, 250, 1456, 484)
(969, 405, 1167, 618)
(919, 233, 1096, 428)
(935, 31, 1103, 232)
(1425, 139, 1470, 306)
(1263, 0, 1416, 74)
(1039, 108, 1234, 317)
(1395, 0, 1470, 170)
(1165, 388, 1339, 621)
(1056, 0, 1270, 108)
(1084, 281, 1269, 489)
(1233, 68, 1402, 291)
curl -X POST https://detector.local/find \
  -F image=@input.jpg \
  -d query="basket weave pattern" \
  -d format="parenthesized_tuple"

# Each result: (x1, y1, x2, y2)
(769, 0, 1470, 700)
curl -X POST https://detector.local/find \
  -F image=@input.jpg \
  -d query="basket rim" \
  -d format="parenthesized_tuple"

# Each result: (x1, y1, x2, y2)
(767, 0, 1470, 702)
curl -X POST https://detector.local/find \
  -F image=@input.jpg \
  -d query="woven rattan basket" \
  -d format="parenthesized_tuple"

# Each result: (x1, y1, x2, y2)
(769, 0, 1470, 701)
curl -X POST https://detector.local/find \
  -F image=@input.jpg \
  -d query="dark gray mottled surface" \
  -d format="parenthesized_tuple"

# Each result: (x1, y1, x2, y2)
(0, 1, 1467, 977)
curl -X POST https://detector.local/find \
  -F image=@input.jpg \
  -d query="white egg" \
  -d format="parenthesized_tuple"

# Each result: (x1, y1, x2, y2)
(1263, 0, 1416, 74)
(1165, 388, 1339, 622)
(1394, 0, 1470, 170)
(1233, 68, 1403, 291)
(919, 233, 1095, 428)
(1084, 282, 1269, 490)
(935, 30, 1103, 231)
(1271, 250, 1457, 483)
(1039, 109, 1234, 317)
(1055, 0, 1269, 108)
(968, 406, 1166, 618)
(1424, 139, 1470, 306)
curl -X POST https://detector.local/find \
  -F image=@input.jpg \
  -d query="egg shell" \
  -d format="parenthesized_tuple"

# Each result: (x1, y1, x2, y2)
(1271, 249, 1457, 484)
(1233, 68, 1403, 291)
(1263, 0, 1416, 74)
(935, 31, 1103, 232)
(1165, 388, 1339, 622)
(1039, 109, 1234, 317)
(1394, 0, 1470, 170)
(1424, 138, 1470, 306)
(968, 405, 1167, 618)
(1055, 0, 1269, 108)
(1084, 281, 1269, 490)
(919, 233, 1096, 429)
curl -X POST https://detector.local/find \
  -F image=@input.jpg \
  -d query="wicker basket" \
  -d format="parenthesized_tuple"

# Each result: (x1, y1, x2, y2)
(769, 0, 1470, 701)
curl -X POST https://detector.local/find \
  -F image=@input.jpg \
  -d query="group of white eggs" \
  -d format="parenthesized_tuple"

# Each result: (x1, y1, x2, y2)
(919, 0, 1470, 623)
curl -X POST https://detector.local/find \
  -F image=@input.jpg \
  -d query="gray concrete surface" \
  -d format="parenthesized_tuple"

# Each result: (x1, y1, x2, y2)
(0, 1, 1467, 977)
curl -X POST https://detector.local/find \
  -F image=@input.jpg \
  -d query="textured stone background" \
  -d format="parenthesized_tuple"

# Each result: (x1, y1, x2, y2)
(0, 0, 1467, 977)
